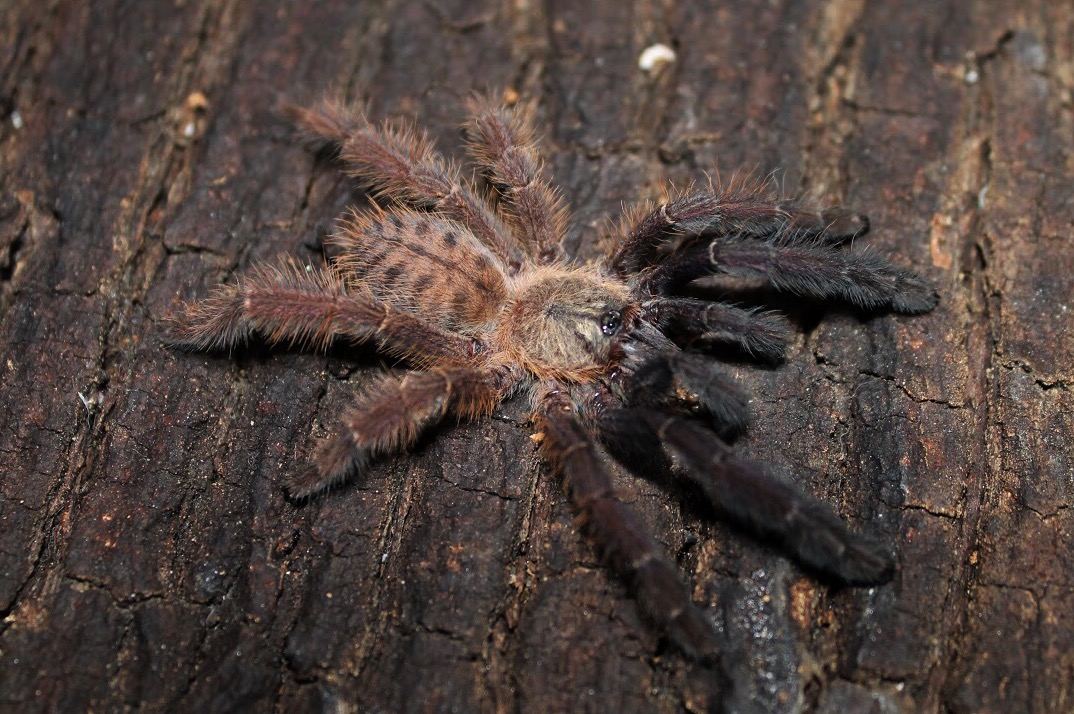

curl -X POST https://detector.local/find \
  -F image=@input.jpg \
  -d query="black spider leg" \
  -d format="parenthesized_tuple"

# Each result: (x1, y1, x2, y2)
(533, 382, 729, 671)
(625, 350, 750, 438)
(596, 352, 895, 584)
(611, 189, 869, 276)
(598, 411, 895, 587)
(641, 297, 791, 363)
(649, 410, 895, 584)
(606, 321, 692, 460)
(640, 237, 939, 314)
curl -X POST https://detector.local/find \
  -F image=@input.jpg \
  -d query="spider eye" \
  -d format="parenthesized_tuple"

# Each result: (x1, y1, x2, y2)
(600, 309, 622, 336)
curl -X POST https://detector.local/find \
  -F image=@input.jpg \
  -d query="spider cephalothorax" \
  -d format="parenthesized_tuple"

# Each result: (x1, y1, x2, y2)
(167, 95, 937, 671)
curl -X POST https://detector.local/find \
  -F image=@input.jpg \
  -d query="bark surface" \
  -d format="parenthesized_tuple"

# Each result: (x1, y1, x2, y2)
(1, 1, 1071, 712)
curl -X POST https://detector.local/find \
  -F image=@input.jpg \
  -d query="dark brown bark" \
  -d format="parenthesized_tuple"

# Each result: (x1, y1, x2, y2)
(1, 1, 1071, 712)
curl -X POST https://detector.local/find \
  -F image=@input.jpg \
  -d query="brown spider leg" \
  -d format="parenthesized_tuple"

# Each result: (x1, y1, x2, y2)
(534, 382, 727, 668)
(642, 297, 790, 362)
(642, 239, 939, 314)
(610, 188, 869, 275)
(465, 97, 569, 263)
(292, 366, 516, 498)
(165, 260, 481, 368)
(641, 410, 895, 585)
(289, 101, 525, 271)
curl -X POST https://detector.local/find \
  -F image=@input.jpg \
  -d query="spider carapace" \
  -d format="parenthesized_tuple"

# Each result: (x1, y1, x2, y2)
(167, 95, 937, 669)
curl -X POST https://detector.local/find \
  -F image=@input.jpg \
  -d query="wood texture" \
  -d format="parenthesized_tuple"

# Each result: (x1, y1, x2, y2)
(2, 1, 1071, 712)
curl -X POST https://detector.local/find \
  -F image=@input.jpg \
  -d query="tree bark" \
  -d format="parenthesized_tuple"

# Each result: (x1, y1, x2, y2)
(1, 1, 1071, 712)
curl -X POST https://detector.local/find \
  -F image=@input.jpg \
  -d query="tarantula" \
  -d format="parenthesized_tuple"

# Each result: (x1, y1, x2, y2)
(167, 95, 937, 667)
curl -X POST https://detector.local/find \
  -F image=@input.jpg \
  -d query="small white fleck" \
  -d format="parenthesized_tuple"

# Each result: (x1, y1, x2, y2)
(182, 121, 196, 138)
(964, 68, 979, 85)
(11, 110, 24, 130)
(638, 43, 676, 72)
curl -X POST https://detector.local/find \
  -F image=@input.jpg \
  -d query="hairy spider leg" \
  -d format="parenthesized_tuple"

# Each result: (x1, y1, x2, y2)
(771, 201, 870, 246)
(465, 97, 569, 263)
(535, 384, 729, 671)
(641, 239, 940, 313)
(642, 297, 791, 362)
(291, 367, 514, 498)
(624, 351, 751, 437)
(166, 261, 480, 367)
(610, 186, 870, 276)
(289, 101, 525, 271)
(648, 411, 895, 585)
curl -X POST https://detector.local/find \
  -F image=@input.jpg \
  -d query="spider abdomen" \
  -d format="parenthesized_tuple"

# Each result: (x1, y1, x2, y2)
(331, 207, 509, 332)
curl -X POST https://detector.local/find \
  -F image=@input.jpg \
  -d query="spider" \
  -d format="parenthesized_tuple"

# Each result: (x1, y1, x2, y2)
(166, 95, 937, 672)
